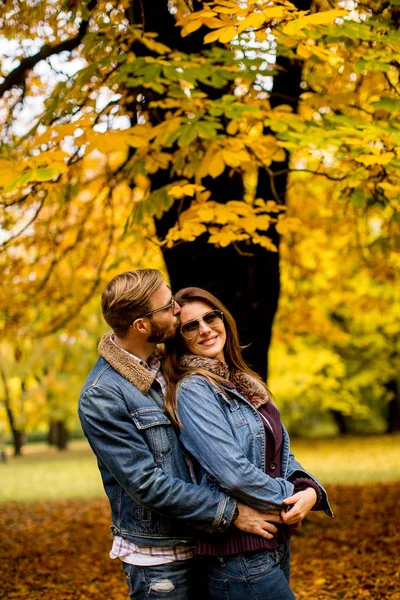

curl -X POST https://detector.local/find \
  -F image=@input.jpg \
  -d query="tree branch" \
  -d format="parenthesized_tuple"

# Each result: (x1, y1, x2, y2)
(0, 0, 98, 99)
(0, 196, 46, 250)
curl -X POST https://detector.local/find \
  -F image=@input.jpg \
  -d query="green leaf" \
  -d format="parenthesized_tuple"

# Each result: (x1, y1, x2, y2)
(372, 98, 400, 113)
(349, 189, 368, 208)
(4, 170, 32, 193)
(195, 121, 221, 139)
(177, 125, 197, 147)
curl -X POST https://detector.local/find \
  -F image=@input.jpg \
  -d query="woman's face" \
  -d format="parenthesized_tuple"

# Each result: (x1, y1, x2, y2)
(180, 301, 227, 361)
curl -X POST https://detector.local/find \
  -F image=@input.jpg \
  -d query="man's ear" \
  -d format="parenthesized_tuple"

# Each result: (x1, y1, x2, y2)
(131, 318, 149, 335)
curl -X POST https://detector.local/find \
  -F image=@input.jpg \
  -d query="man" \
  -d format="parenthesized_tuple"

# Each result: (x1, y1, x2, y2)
(79, 269, 280, 599)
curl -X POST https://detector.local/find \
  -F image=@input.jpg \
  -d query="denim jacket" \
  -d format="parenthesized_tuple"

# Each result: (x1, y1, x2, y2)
(177, 375, 333, 517)
(78, 333, 237, 547)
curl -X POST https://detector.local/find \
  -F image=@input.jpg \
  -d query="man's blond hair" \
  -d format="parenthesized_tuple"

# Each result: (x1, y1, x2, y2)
(101, 269, 164, 337)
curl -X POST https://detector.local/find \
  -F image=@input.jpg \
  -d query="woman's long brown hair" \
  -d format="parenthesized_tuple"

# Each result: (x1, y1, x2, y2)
(163, 287, 270, 427)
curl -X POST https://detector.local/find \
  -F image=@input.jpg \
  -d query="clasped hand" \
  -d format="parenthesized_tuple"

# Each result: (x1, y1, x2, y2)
(280, 487, 317, 526)
(234, 488, 317, 539)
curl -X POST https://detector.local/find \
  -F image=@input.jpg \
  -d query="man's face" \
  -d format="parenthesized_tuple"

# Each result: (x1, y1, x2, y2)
(146, 283, 181, 343)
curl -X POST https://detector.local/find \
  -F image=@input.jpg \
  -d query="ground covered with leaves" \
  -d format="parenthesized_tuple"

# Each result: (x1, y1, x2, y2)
(2, 483, 399, 600)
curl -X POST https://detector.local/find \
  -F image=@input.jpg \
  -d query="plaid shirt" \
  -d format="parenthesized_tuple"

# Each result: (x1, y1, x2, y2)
(109, 337, 194, 566)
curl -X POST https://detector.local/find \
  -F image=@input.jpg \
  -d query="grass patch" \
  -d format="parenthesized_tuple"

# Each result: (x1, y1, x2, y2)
(1, 435, 400, 502)
(0, 440, 103, 503)
(291, 433, 400, 484)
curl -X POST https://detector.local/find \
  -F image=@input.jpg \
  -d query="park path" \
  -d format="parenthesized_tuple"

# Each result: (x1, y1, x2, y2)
(1, 483, 399, 599)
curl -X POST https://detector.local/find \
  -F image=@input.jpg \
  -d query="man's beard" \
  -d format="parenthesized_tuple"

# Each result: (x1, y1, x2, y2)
(147, 319, 178, 343)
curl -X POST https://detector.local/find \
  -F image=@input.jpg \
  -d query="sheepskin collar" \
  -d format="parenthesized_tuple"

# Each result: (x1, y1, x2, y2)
(98, 331, 156, 394)
(179, 354, 270, 409)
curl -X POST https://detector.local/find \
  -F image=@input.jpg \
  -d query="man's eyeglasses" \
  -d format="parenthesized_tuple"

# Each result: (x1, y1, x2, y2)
(180, 310, 224, 339)
(137, 295, 176, 319)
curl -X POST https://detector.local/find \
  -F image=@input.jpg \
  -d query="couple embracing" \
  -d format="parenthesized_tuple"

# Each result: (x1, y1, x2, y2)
(78, 269, 332, 600)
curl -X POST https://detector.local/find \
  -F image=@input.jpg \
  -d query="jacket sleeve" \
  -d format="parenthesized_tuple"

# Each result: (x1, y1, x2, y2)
(285, 439, 333, 516)
(177, 377, 295, 510)
(78, 383, 236, 533)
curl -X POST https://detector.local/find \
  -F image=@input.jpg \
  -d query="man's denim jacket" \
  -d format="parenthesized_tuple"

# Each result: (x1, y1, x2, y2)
(78, 333, 237, 547)
(177, 376, 333, 517)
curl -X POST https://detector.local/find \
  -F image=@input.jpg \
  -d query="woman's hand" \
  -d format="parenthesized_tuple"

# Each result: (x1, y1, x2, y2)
(280, 488, 317, 526)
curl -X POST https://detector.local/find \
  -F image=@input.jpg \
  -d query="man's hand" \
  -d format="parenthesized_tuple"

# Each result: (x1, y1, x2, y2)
(233, 503, 282, 539)
(281, 488, 317, 526)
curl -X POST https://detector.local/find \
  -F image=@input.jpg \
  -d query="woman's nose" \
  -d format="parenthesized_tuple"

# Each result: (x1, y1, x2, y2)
(198, 319, 212, 335)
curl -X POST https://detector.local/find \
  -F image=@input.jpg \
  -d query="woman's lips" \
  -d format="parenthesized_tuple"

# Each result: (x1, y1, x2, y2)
(200, 336, 218, 347)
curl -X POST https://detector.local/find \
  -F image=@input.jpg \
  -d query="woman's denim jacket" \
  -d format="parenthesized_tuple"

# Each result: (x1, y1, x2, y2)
(78, 346, 237, 548)
(177, 376, 333, 517)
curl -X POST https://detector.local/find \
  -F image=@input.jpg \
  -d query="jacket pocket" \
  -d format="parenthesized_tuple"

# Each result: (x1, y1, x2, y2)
(131, 408, 173, 463)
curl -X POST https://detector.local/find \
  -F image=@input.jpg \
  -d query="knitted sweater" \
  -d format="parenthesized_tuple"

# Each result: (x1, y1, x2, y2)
(196, 401, 321, 556)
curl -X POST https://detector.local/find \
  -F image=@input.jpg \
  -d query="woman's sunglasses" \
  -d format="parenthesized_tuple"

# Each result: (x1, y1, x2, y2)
(180, 310, 224, 340)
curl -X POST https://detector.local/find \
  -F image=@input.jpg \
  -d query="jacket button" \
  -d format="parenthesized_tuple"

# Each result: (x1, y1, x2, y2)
(269, 462, 276, 471)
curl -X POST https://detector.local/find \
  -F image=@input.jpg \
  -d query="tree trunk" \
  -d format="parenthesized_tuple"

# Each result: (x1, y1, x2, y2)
(155, 170, 280, 378)
(330, 409, 349, 435)
(48, 420, 69, 450)
(386, 379, 400, 433)
(127, 0, 309, 378)
(0, 369, 24, 456)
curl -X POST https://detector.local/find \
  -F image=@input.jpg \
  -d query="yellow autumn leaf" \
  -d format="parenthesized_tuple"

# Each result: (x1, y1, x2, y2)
(296, 43, 312, 59)
(204, 29, 223, 44)
(208, 152, 225, 177)
(126, 135, 149, 148)
(177, 10, 216, 24)
(222, 149, 250, 167)
(356, 152, 395, 166)
(263, 7, 287, 19)
(209, 228, 242, 247)
(203, 17, 226, 29)
(276, 217, 302, 234)
(218, 25, 237, 43)
(226, 120, 238, 135)
(181, 20, 203, 37)
(273, 147, 286, 162)
(240, 216, 258, 232)
(378, 182, 400, 198)
(29, 150, 69, 166)
(255, 215, 272, 229)
(197, 207, 216, 221)
(0, 166, 16, 187)
(140, 37, 170, 54)
(237, 12, 266, 33)
(195, 10, 217, 18)
(112, 182, 132, 204)
(169, 184, 204, 198)
(213, 6, 240, 14)
(252, 233, 278, 251)
(282, 9, 348, 35)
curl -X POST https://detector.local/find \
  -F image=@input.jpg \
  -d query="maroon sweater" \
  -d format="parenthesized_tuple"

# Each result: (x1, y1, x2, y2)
(196, 402, 321, 557)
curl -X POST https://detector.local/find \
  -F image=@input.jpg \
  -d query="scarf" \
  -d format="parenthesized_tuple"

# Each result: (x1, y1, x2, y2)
(179, 354, 270, 409)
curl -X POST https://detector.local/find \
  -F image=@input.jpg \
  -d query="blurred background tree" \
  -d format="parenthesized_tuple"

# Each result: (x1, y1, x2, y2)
(1, 0, 399, 454)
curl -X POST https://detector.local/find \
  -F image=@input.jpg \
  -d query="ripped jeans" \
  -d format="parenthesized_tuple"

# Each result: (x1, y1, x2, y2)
(123, 559, 205, 600)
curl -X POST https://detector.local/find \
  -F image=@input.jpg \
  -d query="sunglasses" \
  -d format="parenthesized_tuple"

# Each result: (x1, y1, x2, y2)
(180, 309, 224, 340)
(136, 295, 176, 319)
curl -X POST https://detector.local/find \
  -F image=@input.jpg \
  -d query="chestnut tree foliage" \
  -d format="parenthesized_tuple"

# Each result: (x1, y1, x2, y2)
(0, 0, 399, 450)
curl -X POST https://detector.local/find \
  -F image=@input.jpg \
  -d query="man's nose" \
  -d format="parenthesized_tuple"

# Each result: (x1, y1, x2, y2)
(173, 301, 181, 315)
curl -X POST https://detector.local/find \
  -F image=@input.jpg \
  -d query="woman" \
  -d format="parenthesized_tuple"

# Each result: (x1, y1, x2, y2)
(164, 287, 333, 600)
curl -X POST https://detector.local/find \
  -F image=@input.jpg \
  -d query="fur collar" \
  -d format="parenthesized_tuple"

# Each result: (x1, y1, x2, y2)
(179, 354, 270, 409)
(98, 332, 155, 394)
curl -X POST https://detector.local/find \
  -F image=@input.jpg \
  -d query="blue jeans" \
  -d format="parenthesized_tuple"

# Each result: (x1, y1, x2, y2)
(123, 559, 206, 600)
(204, 543, 295, 600)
